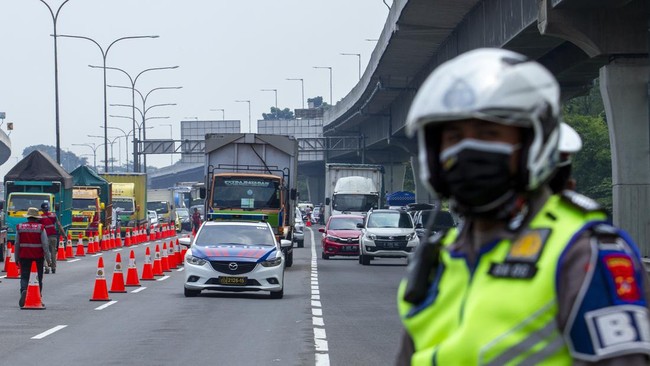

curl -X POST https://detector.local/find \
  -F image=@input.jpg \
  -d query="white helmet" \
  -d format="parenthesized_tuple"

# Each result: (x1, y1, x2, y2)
(559, 122, 582, 154)
(406, 48, 561, 197)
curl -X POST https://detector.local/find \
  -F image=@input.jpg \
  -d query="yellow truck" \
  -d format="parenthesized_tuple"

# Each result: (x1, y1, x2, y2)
(69, 187, 103, 239)
(101, 173, 147, 236)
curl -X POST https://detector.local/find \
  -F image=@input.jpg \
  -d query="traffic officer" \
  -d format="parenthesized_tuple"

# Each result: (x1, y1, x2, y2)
(396, 48, 650, 365)
(15, 207, 51, 307)
(40, 202, 65, 274)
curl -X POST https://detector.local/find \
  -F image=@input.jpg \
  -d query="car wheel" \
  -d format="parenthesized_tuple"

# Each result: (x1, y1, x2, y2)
(184, 287, 201, 297)
(321, 252, 329, 260)
(285, 251, 293, 267)
(297, 240, 304, 248)
(269, 288, 284, 299)
(360, 254, 371, 266)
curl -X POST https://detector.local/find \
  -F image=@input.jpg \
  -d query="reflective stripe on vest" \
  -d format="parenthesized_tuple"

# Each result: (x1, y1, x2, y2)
(398, 195, 607, 365)
(17, 222, 45, 259)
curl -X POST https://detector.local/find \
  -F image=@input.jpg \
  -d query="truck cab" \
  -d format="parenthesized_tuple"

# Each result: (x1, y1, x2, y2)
(70, 187, 103, 239)
(5, 192, 54, 241)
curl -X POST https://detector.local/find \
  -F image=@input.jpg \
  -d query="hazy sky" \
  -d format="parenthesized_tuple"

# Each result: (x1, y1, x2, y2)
(0, 0, 389, 174)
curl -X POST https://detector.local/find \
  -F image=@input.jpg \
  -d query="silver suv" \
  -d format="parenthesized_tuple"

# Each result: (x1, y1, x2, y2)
(358, 209, 419, 265)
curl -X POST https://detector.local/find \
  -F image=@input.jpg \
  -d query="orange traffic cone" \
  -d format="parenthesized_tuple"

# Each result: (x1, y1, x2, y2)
(56, 237, 67, 261)
(90, 257, 111, 301)
(175, 239, 183, 266)
(76, 234, 86, 257)
(109, 253, 126, 293)
(167, 241, 177, 269)
(140, 246, 155, 281)
(3, 242, 11, 272)
(125, 250, 141, 287)
(94, 232, 101, 253)
(180, 236, 189, 260)
(125, 230, 131, 247)
(152, 244, 163, 276)
(87, 235, 96, 255)
(116, 232, 123, 248)
(66, 233, 74, 258)
(6, 246, 20, 279)
(161, 242, 171, 272)
(22, 261, 45, 309)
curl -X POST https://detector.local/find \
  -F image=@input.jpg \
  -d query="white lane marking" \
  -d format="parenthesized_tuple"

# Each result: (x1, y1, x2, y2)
(31, 325, 67, 339)
(131, 287, 147, 293)
(94, 300, 118, 310)
(66, 259, 81, 263)
(177, 267, 185, 272)
(0, 275, 6, 279)
(91, 253, 101, 257)
(308, 227, 329, 366)
(156, 275, 170, 281)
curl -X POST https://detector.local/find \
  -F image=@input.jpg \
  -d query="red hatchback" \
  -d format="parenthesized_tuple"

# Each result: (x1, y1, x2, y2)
(319, 214, 364, 259)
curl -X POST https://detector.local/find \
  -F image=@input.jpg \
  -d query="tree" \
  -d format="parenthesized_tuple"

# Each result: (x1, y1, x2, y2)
(262, 107, 295, 120)
(307, 96, 330, 109)
(22, 145, 88, 173)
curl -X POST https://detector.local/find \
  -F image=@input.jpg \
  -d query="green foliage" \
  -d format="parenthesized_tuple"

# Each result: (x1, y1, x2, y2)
(22, 145, 88, 173)
(262, 107, 295, 120)
(562, 83, 613, 214)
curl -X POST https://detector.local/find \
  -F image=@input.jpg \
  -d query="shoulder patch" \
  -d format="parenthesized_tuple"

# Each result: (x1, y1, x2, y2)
(561, 190, 602, 212)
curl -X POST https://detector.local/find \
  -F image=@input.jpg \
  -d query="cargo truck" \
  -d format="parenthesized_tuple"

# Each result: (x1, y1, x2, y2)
(204, 133, 298, 266)
(324, 163, 384, 222)
(101, 173, 147, 236)
(70, 165, 113, 238)
(147, 188, 178, 224)
(4, 150, 73, 242)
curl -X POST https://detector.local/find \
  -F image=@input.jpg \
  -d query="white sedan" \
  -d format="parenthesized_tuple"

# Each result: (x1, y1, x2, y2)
(181, 220, 287, 299)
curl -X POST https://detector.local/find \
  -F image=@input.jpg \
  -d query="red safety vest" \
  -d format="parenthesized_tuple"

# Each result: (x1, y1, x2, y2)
(40, 211, 57, 236)
(17, 222, 45, 259)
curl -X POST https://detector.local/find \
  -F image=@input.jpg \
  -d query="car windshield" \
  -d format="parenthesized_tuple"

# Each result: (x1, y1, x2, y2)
(367, 212, 413, 229)
(194, 224, 275, 247)
(328, 217, 363, 230)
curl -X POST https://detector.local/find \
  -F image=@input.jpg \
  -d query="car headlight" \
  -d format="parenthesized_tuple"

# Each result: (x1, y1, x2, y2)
(407, 232, 417, 241)
(367, 233, 377, 241)
(325, 235, 341, 241)
(186, 256, 207, 266)
(261, 255, 282, 267)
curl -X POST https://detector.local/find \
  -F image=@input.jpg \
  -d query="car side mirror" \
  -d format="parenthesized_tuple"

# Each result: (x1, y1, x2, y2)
(318, 228, 325, 233)
(280, 239, 292, 248)
(179, 237, 192, 248)
(356, 222, 364, 229)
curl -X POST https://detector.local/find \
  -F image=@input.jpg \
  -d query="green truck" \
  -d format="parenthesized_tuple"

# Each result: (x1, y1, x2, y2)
(101, 173, 147, 236)
(4, 150, 73, 242)
(70, 165, 113, 238)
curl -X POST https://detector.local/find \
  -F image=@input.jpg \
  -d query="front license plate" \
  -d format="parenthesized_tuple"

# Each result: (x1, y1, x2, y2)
(218, 276, 247, 286)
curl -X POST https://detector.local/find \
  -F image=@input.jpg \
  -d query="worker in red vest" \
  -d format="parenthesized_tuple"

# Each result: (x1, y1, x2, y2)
(15, 207, 51, 308)
(39, 202, 65, 274)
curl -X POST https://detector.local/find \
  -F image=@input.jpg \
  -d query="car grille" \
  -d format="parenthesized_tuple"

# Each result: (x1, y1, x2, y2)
(209, 261, 257, 274)
(376, 235, 408, 241)
(334, 237, 359, 244)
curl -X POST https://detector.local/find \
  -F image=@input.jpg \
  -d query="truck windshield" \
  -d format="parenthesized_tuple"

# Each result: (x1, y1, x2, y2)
(147, 201, 169, 214)
(113, 199, 134, 213)
(333, 194, 378, 212)
(73, 198, 96, 210)
(8, 194, 49, 211)
(212, 176, 281, 209)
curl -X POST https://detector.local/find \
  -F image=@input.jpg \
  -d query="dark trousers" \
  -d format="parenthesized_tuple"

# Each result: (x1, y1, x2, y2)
(19, 258, 44, 294)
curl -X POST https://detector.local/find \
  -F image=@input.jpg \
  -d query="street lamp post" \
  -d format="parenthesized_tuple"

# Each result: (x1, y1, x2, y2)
(38, 0, 72, 165)
(260, 89, 278, 110)
(235, 100, 252, 133)
(59, 34, 159, 171)
(340, 53, 362, 80)
(286, 78, 305, 109)
(89, 135, 119, 171)
(72, 142, 100, 171)
(210, 108, 225, 120)
(91, 64, 179, 172)
(100, 125, 132, 171)
(313, 66, 333, 105)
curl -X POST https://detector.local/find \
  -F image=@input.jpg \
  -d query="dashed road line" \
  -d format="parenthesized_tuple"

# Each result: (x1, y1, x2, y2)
(131, 287, 147, 293)
(308, 227, 330, 366)
(32, 325, 67, 339)
(156, 275, 170, 281)
(94, 300, 117, 310)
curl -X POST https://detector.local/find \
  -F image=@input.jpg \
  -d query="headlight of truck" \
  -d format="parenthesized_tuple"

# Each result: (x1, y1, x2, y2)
(261, 255, 282, 267)
(367, 233, 377, 241)
(186, 256, 207, 266)
(407, 232, 417, 241)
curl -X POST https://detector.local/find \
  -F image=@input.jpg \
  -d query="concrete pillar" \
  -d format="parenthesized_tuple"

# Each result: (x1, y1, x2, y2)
(410, 156, 436, 204)
(600, 58, 650, 256)
(383, 163, 407, 194)
(304, 174, 325, 205)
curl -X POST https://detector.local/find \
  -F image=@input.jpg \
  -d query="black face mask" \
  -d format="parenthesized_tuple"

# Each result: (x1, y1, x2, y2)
(549, 164, 572, 193)
(440, 139, 517, 215)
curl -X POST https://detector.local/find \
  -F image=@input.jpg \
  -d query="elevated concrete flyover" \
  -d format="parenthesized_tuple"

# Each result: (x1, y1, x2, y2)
(323, 0, 650, 254)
